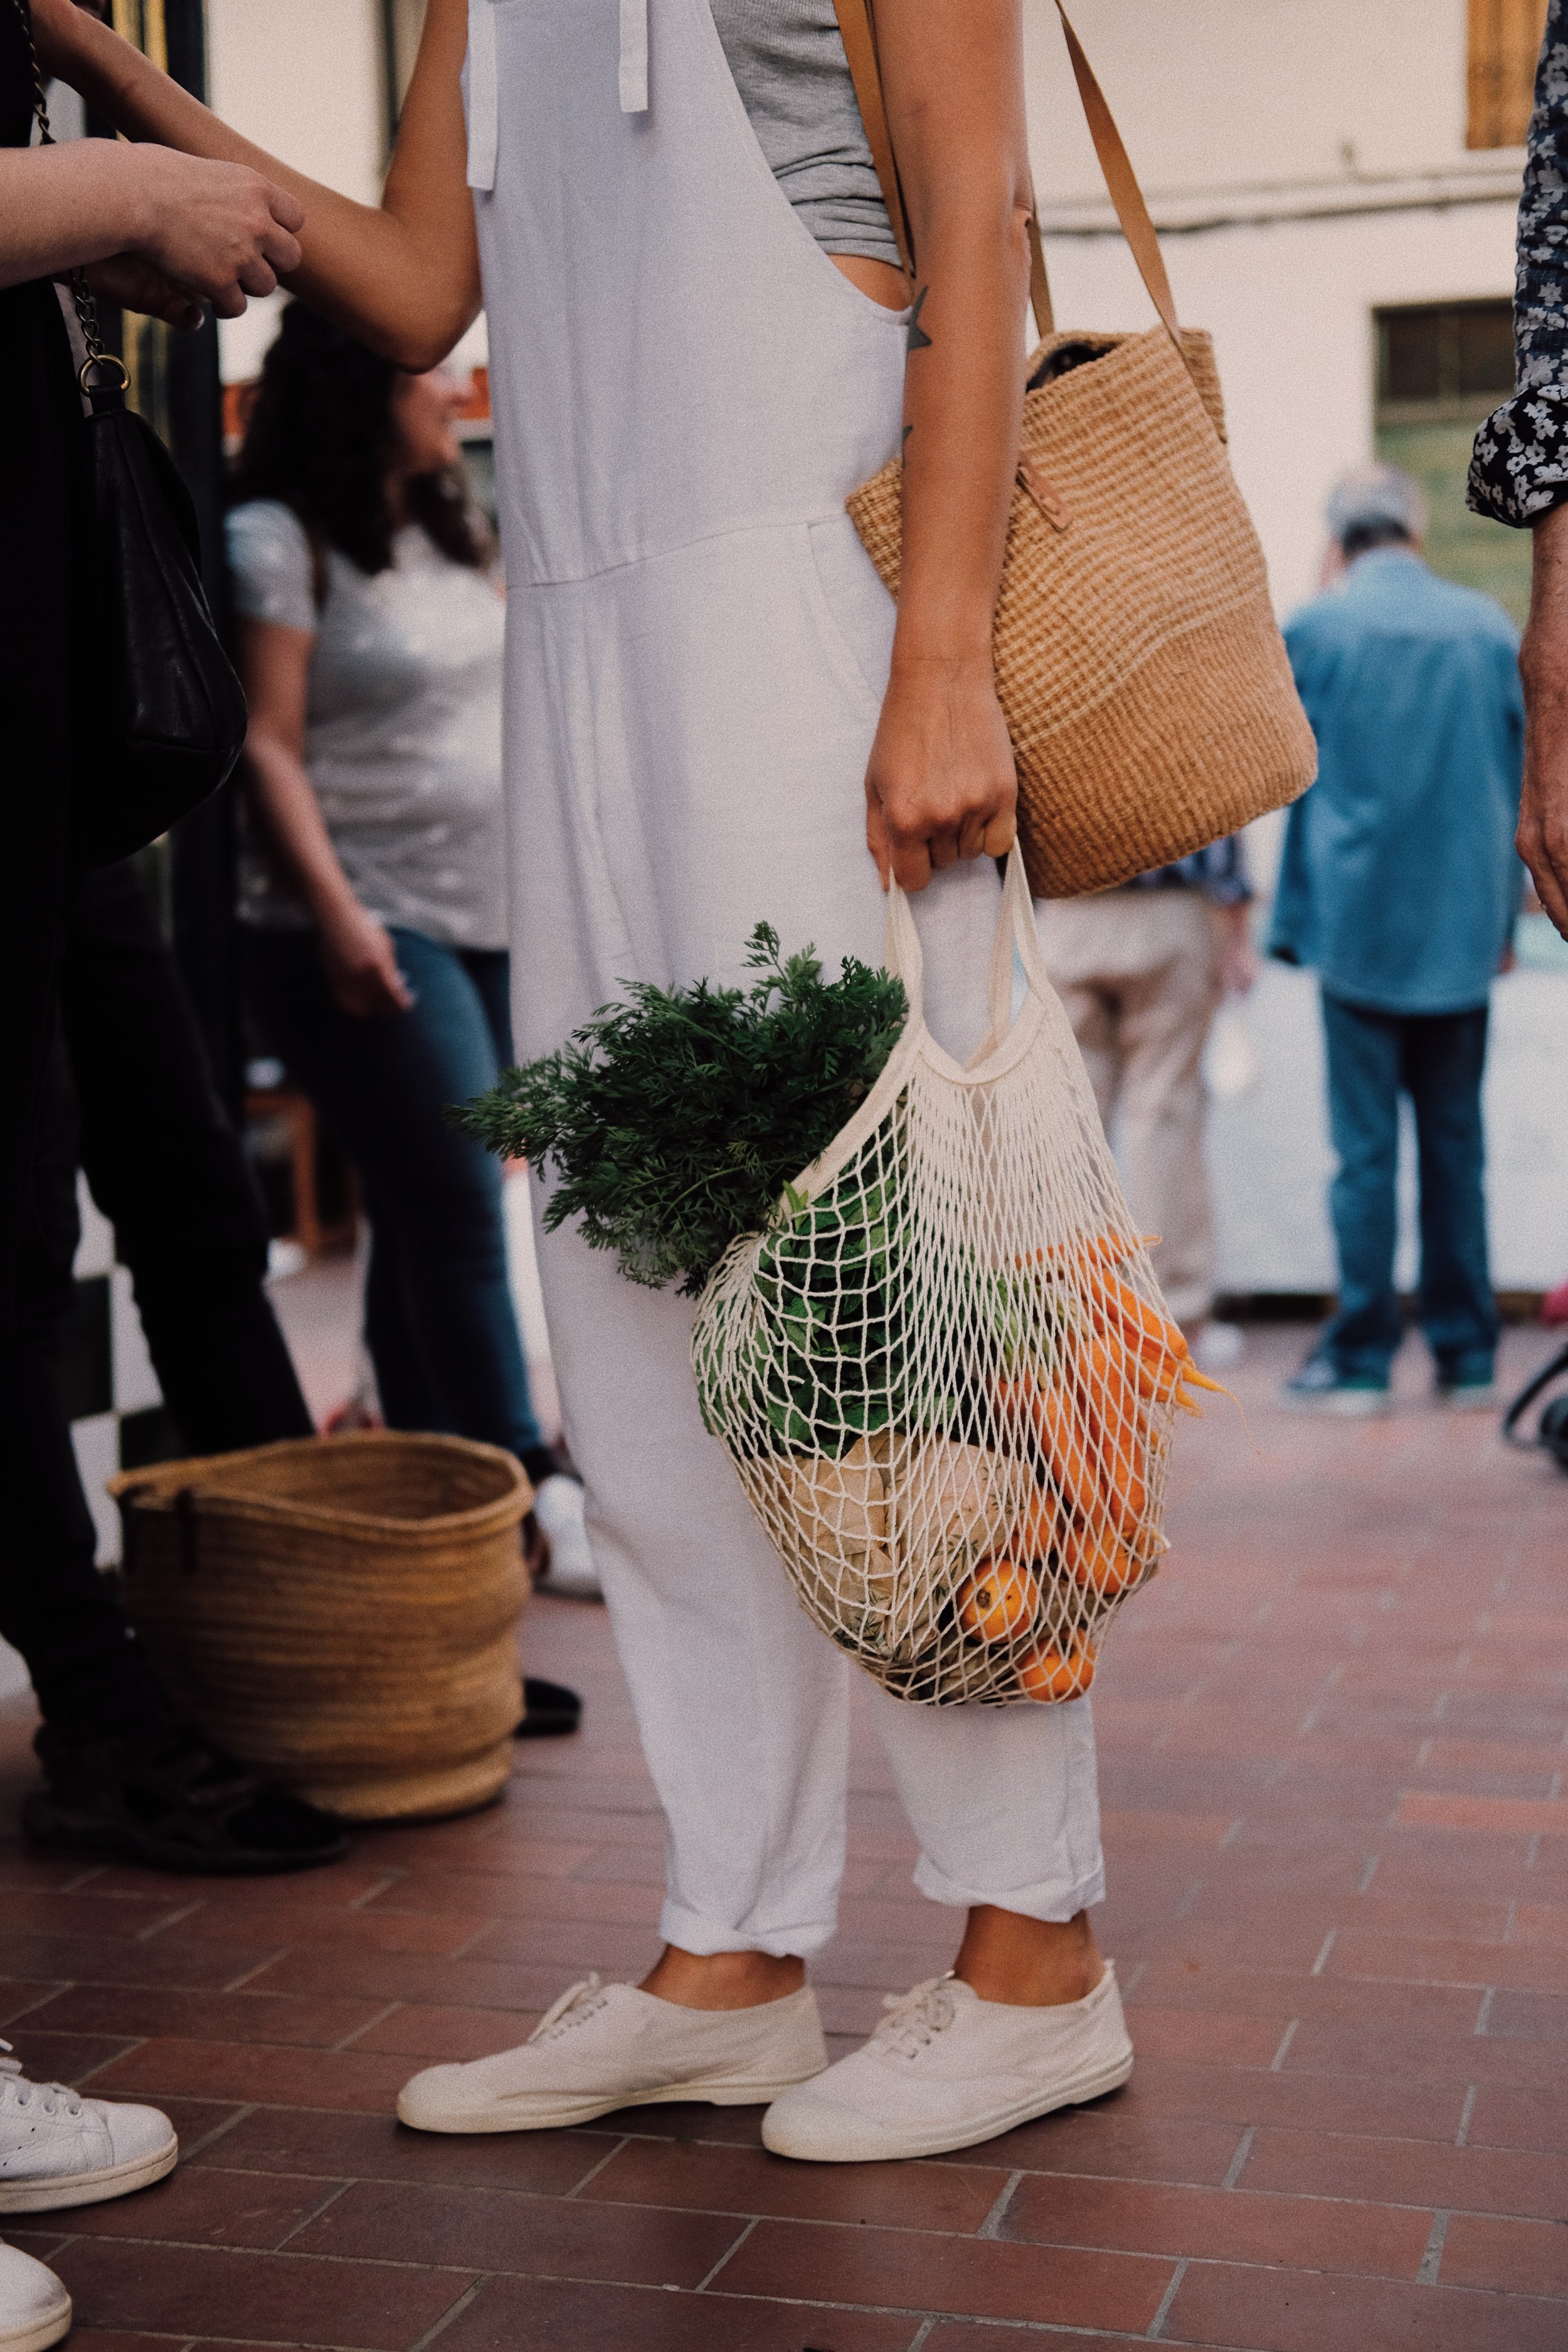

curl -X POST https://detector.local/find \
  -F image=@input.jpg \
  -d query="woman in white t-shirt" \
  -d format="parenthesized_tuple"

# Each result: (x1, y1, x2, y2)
(227, 302, 592, 1597)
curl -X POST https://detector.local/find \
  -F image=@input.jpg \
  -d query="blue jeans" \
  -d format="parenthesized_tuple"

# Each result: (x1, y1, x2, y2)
(249, 926, 549, 1471)
(1319, 992, 1498, 1385)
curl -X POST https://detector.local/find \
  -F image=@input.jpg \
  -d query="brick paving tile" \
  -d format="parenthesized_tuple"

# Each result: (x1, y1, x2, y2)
(1438, 2210, 1568, 2295)
(2, 1325, 1564, 2352)
(1464, 2082, 1568, 2151)
(3, 2032, 139, 2086)
(428, 2273, 924, 2352)
(1159, 2259, 1568, 2351)
(734, 2216, 1175, 2331)
(82, 2038, 417, 2112)
(32, 2161, 342, 2249)
(1240, 2123, 1568, 2220)
(929, 2106, 1245, 2186)
(19, 1981, 389, 2048)
(578, 2136, 1008, 2228)
(184, 2103, 610, 2193)
(1000, 2172, 1431, 2279)
(0, 1930, 285, 1991)
(285, 2175, 744, 2286)
(44, 2240, 474, 2350)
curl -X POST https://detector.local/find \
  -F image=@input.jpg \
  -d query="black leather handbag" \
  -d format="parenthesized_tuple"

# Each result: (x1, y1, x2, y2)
(18, 0, 248, 867)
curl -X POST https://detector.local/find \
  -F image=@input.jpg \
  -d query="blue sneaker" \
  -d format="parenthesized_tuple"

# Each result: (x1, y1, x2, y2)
(1281, 1352, 1391, 1416)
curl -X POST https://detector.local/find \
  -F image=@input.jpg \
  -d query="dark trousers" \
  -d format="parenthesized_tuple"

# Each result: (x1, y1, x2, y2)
(248, 926, 548, 1475)
(1320, 992, 1499, 1384)
(0, 862, 314, 1739)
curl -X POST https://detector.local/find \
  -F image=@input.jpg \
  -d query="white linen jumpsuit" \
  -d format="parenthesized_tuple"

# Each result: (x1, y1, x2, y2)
(467, 0, 1105, 1959)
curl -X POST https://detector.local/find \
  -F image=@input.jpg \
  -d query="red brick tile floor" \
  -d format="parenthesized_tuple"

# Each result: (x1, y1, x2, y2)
(4, 1320, 1568, 2351)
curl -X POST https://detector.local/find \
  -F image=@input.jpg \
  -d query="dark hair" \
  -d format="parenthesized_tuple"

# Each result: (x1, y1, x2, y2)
(1339, 520, 1412, 562)
(229, 302, 492, 576)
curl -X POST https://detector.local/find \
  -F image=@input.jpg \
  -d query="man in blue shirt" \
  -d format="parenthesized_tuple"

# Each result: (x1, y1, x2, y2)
(1271, 467, 1524, 1412)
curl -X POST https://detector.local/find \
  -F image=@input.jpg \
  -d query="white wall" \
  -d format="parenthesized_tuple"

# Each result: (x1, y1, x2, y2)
(208, 0, 388, 382)
(1024, 0, 1473, 201)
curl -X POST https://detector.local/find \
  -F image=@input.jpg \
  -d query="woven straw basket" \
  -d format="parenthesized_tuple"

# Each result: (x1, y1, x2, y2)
(835, 0, 1317, 900)
(112, 1432, 531, 1822)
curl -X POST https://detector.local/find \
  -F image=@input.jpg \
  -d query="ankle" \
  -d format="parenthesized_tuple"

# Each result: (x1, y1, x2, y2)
(639, 1944, 806, 2011)
(951, 1906, 1104, 2008)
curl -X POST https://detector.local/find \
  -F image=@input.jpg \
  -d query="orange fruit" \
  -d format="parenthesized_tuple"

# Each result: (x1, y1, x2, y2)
(957, 1558, 1040, 1644)
(1016, 1641, 1096, 1702)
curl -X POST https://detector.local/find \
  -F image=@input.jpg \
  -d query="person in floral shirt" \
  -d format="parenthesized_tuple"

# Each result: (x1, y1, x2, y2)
(1469, 0, 1568, 936)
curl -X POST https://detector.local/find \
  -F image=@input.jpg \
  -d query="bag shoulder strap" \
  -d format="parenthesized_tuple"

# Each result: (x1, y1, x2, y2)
(831, 0, 1180, 356)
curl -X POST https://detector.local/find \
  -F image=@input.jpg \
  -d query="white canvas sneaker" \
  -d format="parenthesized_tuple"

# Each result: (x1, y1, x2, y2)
(0, 2242, 70, 2352)
(0, 2045, 177, 2213)
(398, 1975, 826, 2132)
(531, 1475, 602, 1599)
(761, 1963, 1133, 2163)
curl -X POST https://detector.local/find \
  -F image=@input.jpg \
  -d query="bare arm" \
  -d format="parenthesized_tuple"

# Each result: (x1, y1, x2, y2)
(0, 135, 301, 315)
(236, 618, 413, 1019)
(33, 0, 475, 369)
(1519, 499, 1568, 939)
(862, 0, 1029, 891)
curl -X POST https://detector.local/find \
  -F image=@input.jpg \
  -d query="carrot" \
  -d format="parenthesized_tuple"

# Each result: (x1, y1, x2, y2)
(1011, 1483, 1069, 1564)
(1089, 1271, 1188, 1363)
(1063, 1526, 1145, 1596)
(997, 1372, 1102, 1522)
(1064, 1325, 1152, 1544)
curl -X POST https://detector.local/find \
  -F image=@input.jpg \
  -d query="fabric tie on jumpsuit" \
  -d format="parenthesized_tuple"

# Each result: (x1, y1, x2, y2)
(467, 0, 1106, 1957)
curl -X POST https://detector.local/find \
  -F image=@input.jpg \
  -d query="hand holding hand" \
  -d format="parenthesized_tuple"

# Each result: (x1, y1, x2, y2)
(125, 146, 304, 317)
(865, 652, 1016, 892)
(317, 904, 415, 1020)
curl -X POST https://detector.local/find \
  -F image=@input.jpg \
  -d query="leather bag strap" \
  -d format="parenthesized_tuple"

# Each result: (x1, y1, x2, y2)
(830, 0, 1180, 354)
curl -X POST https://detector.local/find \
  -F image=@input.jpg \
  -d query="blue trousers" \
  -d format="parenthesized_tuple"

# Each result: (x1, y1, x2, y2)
(249, 926, 548, 1471)
(1320, 992, 1498, 1384)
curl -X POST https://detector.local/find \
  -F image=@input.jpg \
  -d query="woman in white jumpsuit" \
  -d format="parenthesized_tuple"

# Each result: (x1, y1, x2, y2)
(44, 0, 1135, 2161)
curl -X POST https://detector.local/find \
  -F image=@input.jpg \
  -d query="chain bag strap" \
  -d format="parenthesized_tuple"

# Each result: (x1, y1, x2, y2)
(11, 0, 129, 401)
(9, 0, 249, 866)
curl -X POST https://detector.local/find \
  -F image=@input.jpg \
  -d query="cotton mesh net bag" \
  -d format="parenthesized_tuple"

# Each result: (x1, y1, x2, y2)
(692, 852, 1188, 1705)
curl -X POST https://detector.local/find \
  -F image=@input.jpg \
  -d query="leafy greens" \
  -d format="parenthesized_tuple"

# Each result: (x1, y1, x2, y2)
(457, 925, 907, 1298)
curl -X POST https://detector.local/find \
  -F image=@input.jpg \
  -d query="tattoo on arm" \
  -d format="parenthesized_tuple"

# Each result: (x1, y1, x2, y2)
(901, 424, 912, 459)
(906, 285, 932, 352)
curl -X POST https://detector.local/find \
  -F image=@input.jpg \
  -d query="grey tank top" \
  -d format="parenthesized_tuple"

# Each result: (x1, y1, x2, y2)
(709, 0, 898, 269)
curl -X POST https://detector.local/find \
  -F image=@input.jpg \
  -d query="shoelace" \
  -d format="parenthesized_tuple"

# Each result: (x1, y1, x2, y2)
(0, 2042, 83, 2120)
(526, 1976, 611, 2045)
(869, 1974, 958, 2061)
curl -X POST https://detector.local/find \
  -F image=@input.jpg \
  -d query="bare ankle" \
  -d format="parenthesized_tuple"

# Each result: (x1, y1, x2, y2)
(639, 1944, 806, 2011)
(951, 1906, 1104, 2008)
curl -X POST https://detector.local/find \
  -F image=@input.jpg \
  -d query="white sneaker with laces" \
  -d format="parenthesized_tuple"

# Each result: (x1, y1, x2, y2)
(0, 2043, 176, 2213)
(761, 1963, 1133, 2163)
(0, 2242, 70, 2352)
(531, 1475, 602, 1599)
(397, 1974, 825, 2133)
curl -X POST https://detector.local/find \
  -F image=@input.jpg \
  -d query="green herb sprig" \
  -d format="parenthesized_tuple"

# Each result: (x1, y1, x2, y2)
(457, 926, 907, 1297)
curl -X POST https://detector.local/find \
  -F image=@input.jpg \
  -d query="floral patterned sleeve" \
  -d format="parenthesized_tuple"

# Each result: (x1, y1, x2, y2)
(1469, 0, 1568, 526)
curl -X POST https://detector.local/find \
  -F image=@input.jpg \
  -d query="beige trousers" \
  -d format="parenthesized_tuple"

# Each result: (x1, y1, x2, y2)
(1035, 891, 1223, 1328)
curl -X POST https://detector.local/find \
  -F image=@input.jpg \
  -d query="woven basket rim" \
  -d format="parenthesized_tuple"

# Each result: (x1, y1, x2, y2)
(108, 1429, 531, 1542)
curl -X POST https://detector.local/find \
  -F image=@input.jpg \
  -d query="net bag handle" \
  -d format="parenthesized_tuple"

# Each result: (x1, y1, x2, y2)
(884, 847, 1046, 1046)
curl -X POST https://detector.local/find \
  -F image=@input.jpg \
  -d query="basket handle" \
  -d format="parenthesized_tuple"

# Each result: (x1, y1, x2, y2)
(830, 0, 1182, 356)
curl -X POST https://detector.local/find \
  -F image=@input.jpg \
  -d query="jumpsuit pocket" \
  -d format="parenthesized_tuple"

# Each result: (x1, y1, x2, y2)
(802, 516, 896, 723)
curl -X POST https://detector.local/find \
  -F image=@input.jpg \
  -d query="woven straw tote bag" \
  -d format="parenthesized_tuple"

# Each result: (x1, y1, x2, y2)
(113, 1431, 531, 1821)
(691, 851, 1185, 1705)
(833, 0, 1316, 899)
